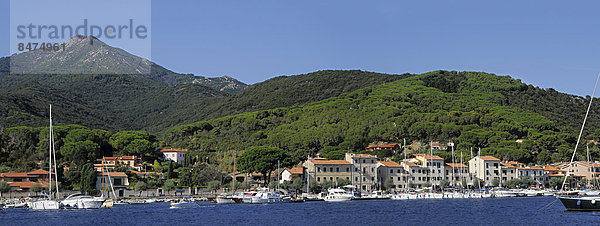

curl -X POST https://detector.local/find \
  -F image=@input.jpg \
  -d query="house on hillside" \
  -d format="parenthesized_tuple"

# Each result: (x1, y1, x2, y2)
(160, 149, 187, 165)
(94, 156, 142, 172)
(0, 169, 52, 191)
(365, 143, 400, 153)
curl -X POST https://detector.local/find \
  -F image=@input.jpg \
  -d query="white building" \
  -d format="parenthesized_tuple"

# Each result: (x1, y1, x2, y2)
(377, 161, 406, 191)
(469, 156, 501, 186)
(345, 153, 378, 192)
(160, 149, 187, 164)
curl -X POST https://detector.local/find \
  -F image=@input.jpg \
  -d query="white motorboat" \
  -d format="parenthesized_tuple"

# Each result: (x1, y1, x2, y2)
(170, 198, 198, 208)
(4, 202, 28, 209)
(216, 195, 239, 204)
(61, 194, 105, 209)
(324, 188, 353, 202)
(29, 198, 61, 210)
(491, 188, 518, 198)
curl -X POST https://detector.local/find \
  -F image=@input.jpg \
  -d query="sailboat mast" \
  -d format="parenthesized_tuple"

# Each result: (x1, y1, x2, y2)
(460, 152, 463, 189)
(404, 138, 408, 191)
(588, 144, 592, 188)
(48, 104, 53, 200)
(561, 73, 600, 192)
(52, 122, 59, 199)
(430, 141, 434, 190)
(451, 143, 455, 187)
(478, 147, 481, 190)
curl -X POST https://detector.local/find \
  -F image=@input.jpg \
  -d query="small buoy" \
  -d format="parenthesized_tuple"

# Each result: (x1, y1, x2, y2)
(577, 200, 582, 206)
(592, 200, 597, 205)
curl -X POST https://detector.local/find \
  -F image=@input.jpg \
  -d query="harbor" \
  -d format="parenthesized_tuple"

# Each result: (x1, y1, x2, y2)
(1, 196, 597, 225)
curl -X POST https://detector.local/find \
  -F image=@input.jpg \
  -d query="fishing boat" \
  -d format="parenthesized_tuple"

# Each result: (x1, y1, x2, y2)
(29, 105, 61, 210)
(558, 73, 600, 211)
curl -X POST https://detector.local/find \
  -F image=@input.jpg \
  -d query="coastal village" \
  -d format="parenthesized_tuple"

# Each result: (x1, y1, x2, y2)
(1, 140, 598, 200)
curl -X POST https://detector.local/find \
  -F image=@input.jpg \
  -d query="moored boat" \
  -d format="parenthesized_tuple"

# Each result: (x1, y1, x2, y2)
(559, 196, 600, 211)
(324, 188, 353, 202)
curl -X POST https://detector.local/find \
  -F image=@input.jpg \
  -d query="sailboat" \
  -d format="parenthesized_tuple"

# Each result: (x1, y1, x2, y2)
(29, 105, 61, 210)
(558, 73, 600, 211)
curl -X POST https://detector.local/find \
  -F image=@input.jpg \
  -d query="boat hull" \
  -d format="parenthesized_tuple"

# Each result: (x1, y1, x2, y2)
(29, 200, 61, 210)
(559, 197, 600, 211)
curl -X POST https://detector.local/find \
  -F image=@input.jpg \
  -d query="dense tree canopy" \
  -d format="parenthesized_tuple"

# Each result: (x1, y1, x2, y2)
(237, 146, 294, 186)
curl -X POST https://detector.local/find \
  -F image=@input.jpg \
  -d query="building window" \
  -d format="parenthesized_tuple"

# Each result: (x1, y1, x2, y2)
(397, 169, 401, 173)
(355, 177, 358, 182)
(390, 177, 393, 181)
(330, 168, 333, 172)
(371, 168, 374, 172)
(323, 168, 326, 172)
(390, 169, 393, 174)
(317, 177, 321, 182)
(336, 168, 339, 172)
(398, 177, 401, 181)
(363, 160, 366, 163)
(371, 160, 374, 164)
(346, 168, 350, 172)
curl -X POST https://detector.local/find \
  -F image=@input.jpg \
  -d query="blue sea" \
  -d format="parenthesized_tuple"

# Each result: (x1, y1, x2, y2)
(1, 197, 598, 225)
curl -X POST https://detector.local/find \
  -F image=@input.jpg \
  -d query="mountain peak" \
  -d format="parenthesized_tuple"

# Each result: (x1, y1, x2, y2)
(9, 35, 151, 75)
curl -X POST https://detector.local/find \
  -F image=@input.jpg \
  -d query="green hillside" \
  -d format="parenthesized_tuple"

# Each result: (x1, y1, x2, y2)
(162, 71, 597, 165)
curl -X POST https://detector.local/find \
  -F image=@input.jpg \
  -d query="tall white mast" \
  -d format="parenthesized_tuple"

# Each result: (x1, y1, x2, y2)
(451, 143, 455, 187)
(404, 138, 408, 190)
(48, 105, 53, 200)
(430, 141, 434, 190)
(562, 73, 600, 192)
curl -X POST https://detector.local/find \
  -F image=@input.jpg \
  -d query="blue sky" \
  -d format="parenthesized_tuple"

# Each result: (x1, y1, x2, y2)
(2, 0, 600, 96)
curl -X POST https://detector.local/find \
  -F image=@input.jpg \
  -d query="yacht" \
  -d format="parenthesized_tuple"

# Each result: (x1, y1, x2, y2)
(491, 188, 517, 198)
(323, 188, 353, 202)
(28, 197, 61, 210)
(61, 193, 105, 209)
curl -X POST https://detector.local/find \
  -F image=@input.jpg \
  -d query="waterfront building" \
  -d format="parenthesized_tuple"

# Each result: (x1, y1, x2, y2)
(377, 161, 406, 191)
(515, 166, 546, 185)
(345, 153, 379, 192)
(304, 157, 352, 186)
(401, 161, 429, 188)
(95, 172, 129, 193)
(469, 156, 501, 186)
(444, 163, 470, 186)
(499, 162, 517, 183)
(280, 167, 304, 183)
(413, 154, 445, 187)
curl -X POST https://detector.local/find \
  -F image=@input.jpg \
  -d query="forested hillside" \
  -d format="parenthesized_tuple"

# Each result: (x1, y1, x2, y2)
(162, 71, 600, 166)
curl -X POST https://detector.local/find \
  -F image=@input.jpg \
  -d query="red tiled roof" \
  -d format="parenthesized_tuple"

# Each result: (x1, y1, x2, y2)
(412, 154, 444, 160)
(351, 154, 377, 159)
(404, 162, 419, 167)
(445, 163, 468, 168)
(312, 159, 352, 165)
(120, 156, 136, 160)
(517, 166, 544, 170)
(479, 156, 500, 161)
(99, 172, 127, 177)
(104, 157, 119, 160)
(27, 169, 50, 175)
(379, 161, 402, 167)
(501, 163, 515, 168)
(9, 181, 46, 189)
(160, 149, 187, 153)
(0, 173, 28, 178)
(286, 168, 303, 175)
